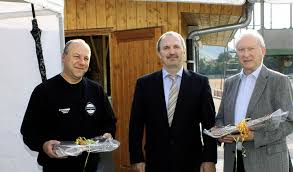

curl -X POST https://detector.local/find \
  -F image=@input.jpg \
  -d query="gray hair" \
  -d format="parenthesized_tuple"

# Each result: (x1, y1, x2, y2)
(156, 31, 186, 52)
(63, 39, 91, 56)
(235, 29, 266, 48)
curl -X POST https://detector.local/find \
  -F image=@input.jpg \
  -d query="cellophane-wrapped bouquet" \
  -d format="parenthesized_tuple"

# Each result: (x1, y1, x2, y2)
(53, 136, 120, 157)
(204, 109, 289, 138)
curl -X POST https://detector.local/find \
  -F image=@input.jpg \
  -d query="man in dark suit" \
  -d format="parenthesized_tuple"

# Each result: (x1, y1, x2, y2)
(128, 31, 217, 172)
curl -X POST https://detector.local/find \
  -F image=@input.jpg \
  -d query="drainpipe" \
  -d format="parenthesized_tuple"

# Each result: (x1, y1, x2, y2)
(186, 0, 255, 72)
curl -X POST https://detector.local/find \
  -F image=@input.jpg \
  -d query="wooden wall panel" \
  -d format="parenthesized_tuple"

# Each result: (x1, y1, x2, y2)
(126, 1, 137, 29)
(210, 4, 222, 15)
(146, 2, 158, 27)
(65, 0, 77, 30)
(106, 0, 116, 28)
(109, 32, 120, 172)
(178, 3, 190, 35)
(190, 3, 200, 13)
(119, 41, 128, 168)
(167, 3, 178, 32)
(200, 4, 210, 14)
(200, 3, 210, 31)
(64, 0, 68, 29)
(76, 0, 87, 29)
(232, 5, 243, 16)
(116, 0, 127, 30)
(221, 5, 233, 15)
(96, 0, 106, 27)
(86, 0, 96, 28)
(157, 2, 167, 32)
(136, 1, 147, 28)
(178, 3, 190, 13)
(65, 0, 244, 47)
(110, 27, 162, 172)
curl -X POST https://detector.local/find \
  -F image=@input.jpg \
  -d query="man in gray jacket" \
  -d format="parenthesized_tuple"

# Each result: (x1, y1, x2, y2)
(215, 29, 293, 172)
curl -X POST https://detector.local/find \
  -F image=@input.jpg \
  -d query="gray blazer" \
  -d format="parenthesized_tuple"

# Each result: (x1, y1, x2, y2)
(216, 65, 293, 172)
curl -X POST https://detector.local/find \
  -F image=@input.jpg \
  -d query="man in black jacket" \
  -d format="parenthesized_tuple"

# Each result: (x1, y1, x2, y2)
(21, 39, 116, 172)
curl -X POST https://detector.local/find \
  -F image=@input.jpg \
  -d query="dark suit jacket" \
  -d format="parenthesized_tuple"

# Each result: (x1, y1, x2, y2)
(129, 69, 217, 172)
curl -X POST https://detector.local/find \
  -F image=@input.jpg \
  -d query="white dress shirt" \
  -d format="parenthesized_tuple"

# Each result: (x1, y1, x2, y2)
(162, 67, 183, 109)
(234, 65, 262, 125)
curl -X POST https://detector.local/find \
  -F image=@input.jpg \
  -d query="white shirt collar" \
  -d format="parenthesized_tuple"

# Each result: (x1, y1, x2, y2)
(240, 64, 262, 80)
(162, 66, 183, 78)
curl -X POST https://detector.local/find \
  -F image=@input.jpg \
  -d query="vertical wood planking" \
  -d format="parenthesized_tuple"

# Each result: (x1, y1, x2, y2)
(220, 5, 233, 44)
(167, 2, 178, 32)
(111, 31, 121, 172)
(64, 0, 68, 30)
(127, 1, 137, 29)
(232, 5, 244, 16)
(221, 5, 233, 15)
(153, 27, 162, 70)
(210, 4, 222, 15)
(200, 4, 211, 42)
(143, 39, 151, 75)
(106, 0, 116, 29)
(146, 2, 158, 27)
(178, 3, 190, 35)
(119, 41, 128, 166)
(116, 0, 127, 30)
(157, 2, 167, 32)
(210, 4, 222, 45)
(190, 3, 200, 13)
(66, 0, 77, 30)
(137, 1, 147, 28)
(96, 0, 106, 27)
(65, 1, 245, 47)
(109, 27, 162, 172)
(76, 0, 87, 29)
(86, 0, 97, 28)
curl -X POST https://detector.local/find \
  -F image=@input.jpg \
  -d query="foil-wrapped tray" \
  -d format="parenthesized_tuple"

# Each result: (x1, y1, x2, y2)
(54, 137, 120, 157)
(204, 109, 289, 138)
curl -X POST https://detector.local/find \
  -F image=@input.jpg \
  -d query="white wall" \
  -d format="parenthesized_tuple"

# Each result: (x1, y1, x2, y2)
(0, 14, 62, 172)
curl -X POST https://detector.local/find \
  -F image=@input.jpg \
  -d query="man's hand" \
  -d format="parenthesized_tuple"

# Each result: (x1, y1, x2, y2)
(131, 162, 145, 172)
(102, 133, 113, 139)
(218, 134, 235, 143)
(42, 140, 60, 158)
(200, 162, 216, 172)
(245, 130, 254, 141)
(218, 131, 254, 143)
(237, 131, 254, 141)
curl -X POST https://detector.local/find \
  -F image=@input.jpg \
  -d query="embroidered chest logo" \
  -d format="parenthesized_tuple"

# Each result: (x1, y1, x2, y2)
(59, 108, 70, 114)
(85, 102, 96, 116)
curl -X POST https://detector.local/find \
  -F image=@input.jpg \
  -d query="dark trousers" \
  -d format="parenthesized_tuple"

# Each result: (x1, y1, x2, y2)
(289, 153, 293, 172)
(233, 151, 245, 172)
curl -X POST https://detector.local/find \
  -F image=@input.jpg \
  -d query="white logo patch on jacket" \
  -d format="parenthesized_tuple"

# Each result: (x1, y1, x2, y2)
(85, 102, 96, 116)
(59, 108, 70, 114)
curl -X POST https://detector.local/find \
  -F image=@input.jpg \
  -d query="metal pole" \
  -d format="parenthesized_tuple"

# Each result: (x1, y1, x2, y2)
(260, 0, 265, 34)
(186, 39, 195, 71)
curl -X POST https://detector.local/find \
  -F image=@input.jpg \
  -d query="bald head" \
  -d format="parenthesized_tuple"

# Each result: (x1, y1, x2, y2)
(63, 39, 91, 57)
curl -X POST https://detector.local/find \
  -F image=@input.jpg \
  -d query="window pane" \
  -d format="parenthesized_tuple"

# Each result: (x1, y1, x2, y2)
(272, 4, 290, 28)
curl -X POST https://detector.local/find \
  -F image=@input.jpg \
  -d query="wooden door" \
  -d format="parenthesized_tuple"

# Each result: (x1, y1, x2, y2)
(110, 27, 162, 172)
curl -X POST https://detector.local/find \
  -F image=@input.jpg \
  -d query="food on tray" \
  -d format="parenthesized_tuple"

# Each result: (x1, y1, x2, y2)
(75, 137, 95, 145)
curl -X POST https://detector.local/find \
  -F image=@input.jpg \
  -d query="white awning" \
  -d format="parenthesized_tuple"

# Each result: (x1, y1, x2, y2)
(0, 0, 63, 19)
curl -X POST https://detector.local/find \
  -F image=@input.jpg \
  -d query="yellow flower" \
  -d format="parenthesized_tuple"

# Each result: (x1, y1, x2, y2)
(236, 119, 250, 142)
(75, 137, 95, 145)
